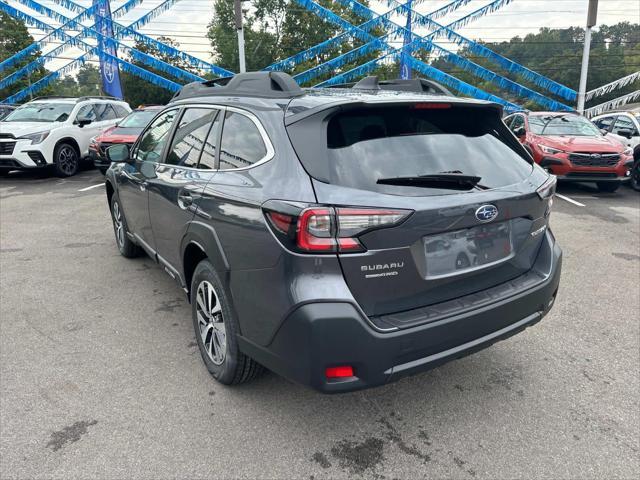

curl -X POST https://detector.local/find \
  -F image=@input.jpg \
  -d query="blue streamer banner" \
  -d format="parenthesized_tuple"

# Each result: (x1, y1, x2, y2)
(292, 0, 572, 110)
(316, 52, 521, 113)
(265, 0, 472, 72)
(0, 0, 140, 74)
(0, 1, 205, 100)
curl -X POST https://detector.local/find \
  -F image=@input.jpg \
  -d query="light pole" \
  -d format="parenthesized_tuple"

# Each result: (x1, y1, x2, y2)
(577, 0, 598, 113)
(234, 0, 246, 73)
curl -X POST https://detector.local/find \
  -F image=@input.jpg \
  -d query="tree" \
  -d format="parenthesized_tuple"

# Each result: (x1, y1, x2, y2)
(0, 12, 52, 102)
(52, 64, 102, 97)
(120, 37, 192, 107)
(431, 23, 640, 110)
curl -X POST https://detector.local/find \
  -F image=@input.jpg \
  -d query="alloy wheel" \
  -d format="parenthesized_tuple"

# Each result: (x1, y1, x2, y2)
(112, 201, 125, 248)
(58, 145, 78, 175)
(196, 280, 227, 365)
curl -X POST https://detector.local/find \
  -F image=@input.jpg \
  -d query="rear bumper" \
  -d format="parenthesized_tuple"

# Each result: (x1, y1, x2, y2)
(239, 231, 562, 393)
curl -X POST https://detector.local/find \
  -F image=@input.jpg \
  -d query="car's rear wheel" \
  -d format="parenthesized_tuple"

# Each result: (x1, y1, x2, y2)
(110, 195, 140, 258)
(596, 181, 621, 193)
(630, 160, 640, 192)
(53, 143, 79, 177)
(191, 260, 263, 385)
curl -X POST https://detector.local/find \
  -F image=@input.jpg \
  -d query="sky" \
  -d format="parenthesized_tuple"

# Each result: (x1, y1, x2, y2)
(6, 0, 640, 73)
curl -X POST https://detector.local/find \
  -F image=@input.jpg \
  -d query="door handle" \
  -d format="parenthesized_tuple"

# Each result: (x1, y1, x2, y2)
(178, 191, 193, 210)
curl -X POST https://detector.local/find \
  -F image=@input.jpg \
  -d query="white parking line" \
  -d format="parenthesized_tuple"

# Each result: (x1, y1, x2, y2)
(78, 183, 104, 192)
(556, 194, 585, 207)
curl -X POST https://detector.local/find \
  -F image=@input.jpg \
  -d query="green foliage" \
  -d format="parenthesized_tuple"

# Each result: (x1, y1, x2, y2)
(431, 22, 640, 109)
(0, 11, 52, 102)
(52, 64, 102, 97)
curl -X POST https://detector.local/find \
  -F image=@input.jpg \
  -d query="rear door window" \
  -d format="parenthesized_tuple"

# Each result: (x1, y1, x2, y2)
(311, 105, 532, 195)
(165, 108, 218, 168)
(219, 111, 267, 170)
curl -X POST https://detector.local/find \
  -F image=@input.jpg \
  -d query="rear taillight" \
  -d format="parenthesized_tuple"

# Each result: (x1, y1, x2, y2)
(264, 203, 412, 254)
(536, 175, 556, 218)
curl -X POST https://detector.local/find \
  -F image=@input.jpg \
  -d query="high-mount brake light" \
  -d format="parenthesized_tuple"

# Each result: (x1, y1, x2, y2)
(264, 204, 412, 254)
(411, 103, 451, 110)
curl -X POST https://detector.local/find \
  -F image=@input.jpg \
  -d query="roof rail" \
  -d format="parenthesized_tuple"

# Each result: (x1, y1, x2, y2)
(326, 76, 453, 96)
(30, 95, 120, 103)
(171, 71, 304, 101)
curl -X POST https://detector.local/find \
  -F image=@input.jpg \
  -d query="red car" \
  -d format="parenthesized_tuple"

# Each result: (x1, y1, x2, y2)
(90, 105, 164, 174)
(504, 111, 634, 192)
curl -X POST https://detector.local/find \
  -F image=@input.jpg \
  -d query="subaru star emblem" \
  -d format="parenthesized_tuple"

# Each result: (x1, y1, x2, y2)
(475, 204, 498, 222)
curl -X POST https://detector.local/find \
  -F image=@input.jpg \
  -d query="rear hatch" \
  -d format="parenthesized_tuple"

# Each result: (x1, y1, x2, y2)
(286, 100, 552, 322)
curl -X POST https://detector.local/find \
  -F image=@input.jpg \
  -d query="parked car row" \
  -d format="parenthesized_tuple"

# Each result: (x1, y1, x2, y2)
(504, 110, 636, 192)
(0, 97, 167, 177)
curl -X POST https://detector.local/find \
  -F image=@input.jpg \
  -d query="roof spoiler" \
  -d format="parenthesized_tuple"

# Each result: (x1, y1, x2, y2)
(172, 71, 304, 101)
(326, 76, 453, 96)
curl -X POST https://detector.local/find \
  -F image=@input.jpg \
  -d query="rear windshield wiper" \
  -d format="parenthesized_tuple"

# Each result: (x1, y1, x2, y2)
(377, 173, 485, 190)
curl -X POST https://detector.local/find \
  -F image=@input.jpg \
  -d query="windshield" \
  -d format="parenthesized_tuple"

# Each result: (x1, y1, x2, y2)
(529, 115, 601, 136)
(4, 103, 74, 123)
(287, 105, 532, 196)
(118, 110, 158, 128)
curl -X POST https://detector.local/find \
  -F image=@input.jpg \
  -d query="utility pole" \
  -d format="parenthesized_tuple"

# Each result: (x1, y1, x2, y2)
(234, 0, 246, 73)
(577, 0, 598, 113)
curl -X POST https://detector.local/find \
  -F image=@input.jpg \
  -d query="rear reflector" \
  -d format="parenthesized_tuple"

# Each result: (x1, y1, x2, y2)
(325, 366, 354, 379)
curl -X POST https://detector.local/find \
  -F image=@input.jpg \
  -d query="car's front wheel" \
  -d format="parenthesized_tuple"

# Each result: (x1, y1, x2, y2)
(191, 260, 263, 385)
(53, 143, 79, 177)
(596, 181, 621, 193)
(110, 195, 140, 258)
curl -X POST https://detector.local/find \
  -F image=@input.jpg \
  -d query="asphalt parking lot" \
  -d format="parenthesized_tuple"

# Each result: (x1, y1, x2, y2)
(1, 168, 638, 479)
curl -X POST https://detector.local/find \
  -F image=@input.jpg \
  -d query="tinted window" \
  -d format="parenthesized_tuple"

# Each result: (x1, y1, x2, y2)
(219, 111, 267, 170)
(199, 113, 222, 170)
(166, 108, 218, 167)
(94, 103, 117, 121)
(133, 109, 178, 163)
(76, 104, 97, 122)
(593, 116, 615, 131)
(612, 116, 638, 136)
(317, 105, 532, 195)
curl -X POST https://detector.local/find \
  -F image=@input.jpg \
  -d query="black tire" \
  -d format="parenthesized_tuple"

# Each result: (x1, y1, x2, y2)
(631, 160, 640, 192)
(53, 142, 79, 177)
(110, 194, 140, 258)
(98, 167, 108, 175)
(597, 181, 621, 193)
(0, 168, 11, 177)
(191, 260, 263, 385)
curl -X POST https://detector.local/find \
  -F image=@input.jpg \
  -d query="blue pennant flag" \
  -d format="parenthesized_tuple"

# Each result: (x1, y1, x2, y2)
(93, 0, 124, 99)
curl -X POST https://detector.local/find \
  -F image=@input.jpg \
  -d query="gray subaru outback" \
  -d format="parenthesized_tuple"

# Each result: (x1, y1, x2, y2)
(104, 72, 561, 393)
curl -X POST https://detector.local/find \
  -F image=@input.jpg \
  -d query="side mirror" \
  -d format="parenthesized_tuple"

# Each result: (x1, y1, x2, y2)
(513, 126, 526, 138)
(76, 117, 92, 127)
(600, 128, 608, 136)
(106, 144, 130, 163)
(617, 129, 633, 139)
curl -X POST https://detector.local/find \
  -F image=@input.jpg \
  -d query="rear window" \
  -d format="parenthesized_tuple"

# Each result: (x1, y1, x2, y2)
(290, 105, 532, 196)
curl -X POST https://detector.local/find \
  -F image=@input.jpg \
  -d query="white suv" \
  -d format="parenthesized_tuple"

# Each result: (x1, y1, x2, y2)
(0, 96, 131, 177)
